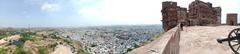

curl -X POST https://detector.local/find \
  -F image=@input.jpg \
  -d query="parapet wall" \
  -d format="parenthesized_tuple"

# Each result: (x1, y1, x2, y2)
(162, 24, 181, 54)
(128, 24, 181, 54)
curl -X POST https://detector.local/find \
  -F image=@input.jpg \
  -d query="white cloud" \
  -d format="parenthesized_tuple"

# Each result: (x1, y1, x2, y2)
(41, 3, 61, 12)
(75, 0, 240, 25)
(77, 0, 161, 25)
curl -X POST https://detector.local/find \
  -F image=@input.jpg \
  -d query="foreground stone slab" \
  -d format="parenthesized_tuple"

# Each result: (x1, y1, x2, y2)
(129, 26, 240, 54)
(179, 26, 239, 54)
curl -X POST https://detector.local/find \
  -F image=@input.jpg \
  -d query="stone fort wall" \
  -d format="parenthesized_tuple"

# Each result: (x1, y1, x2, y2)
(161, 0, 222, 31)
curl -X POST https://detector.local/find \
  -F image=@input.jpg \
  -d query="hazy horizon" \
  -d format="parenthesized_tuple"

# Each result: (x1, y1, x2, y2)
(0, 24, 162, 28)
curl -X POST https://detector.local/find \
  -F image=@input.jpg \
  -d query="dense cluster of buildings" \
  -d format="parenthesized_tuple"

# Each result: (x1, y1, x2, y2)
(161, 0, 238, 31)
(59, 25, 162, 54)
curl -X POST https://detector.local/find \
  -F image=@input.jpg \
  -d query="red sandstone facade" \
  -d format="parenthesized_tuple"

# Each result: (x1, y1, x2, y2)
(161, 0, 221, 31)
(188, 0, 221, 26)
(161, 1, 178, 31)
(177, 7, 188, 23)
(226, 13, 238, 25)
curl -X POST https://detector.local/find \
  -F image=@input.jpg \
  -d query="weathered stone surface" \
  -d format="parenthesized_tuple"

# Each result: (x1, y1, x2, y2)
(213, 7, 222, 24)
(177, 6, 188, 23)
(161, 0, 221, 31)
(161, 1, 178, 31)
(129, 26, 240, 54)
(226, 13, 238, 25)
(188, 0, 220, 26)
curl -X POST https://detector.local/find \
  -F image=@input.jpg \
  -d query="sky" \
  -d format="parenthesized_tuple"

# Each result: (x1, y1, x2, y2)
(0, 0, 239, 27)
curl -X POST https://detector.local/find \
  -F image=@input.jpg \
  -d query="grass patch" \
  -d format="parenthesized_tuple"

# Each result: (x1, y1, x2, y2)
(0, 35, 7, 40)
(0, 48, 8, 54)
(9, 31, 20, 35)
(78, 49, 90, 54)
(50, 35, 61, 40)
(13, 45, 31, 54)
(63, 39, 73, 45)
(19, 32, 37, 42)
(38, 46, 48, 54)
(12, 32, 37, 54)
(48, 43, 58, 48)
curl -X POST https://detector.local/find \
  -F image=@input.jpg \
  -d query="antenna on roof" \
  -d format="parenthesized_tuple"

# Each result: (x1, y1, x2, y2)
(28, 24, 30, 32)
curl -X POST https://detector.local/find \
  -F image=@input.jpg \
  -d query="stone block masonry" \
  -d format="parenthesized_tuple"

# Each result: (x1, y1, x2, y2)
(161, 0, 221, 31)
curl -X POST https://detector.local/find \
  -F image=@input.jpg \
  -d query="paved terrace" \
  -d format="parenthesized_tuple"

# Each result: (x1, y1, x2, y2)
(129, 26, 240, 54)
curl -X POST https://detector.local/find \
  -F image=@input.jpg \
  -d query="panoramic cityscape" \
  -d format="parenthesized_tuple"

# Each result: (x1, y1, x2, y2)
(0, 25, 162, 54)
(0, 0, 240, 54)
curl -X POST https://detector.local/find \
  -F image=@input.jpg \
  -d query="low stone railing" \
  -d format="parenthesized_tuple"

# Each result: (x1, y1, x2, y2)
(162, 24, 181, 54)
